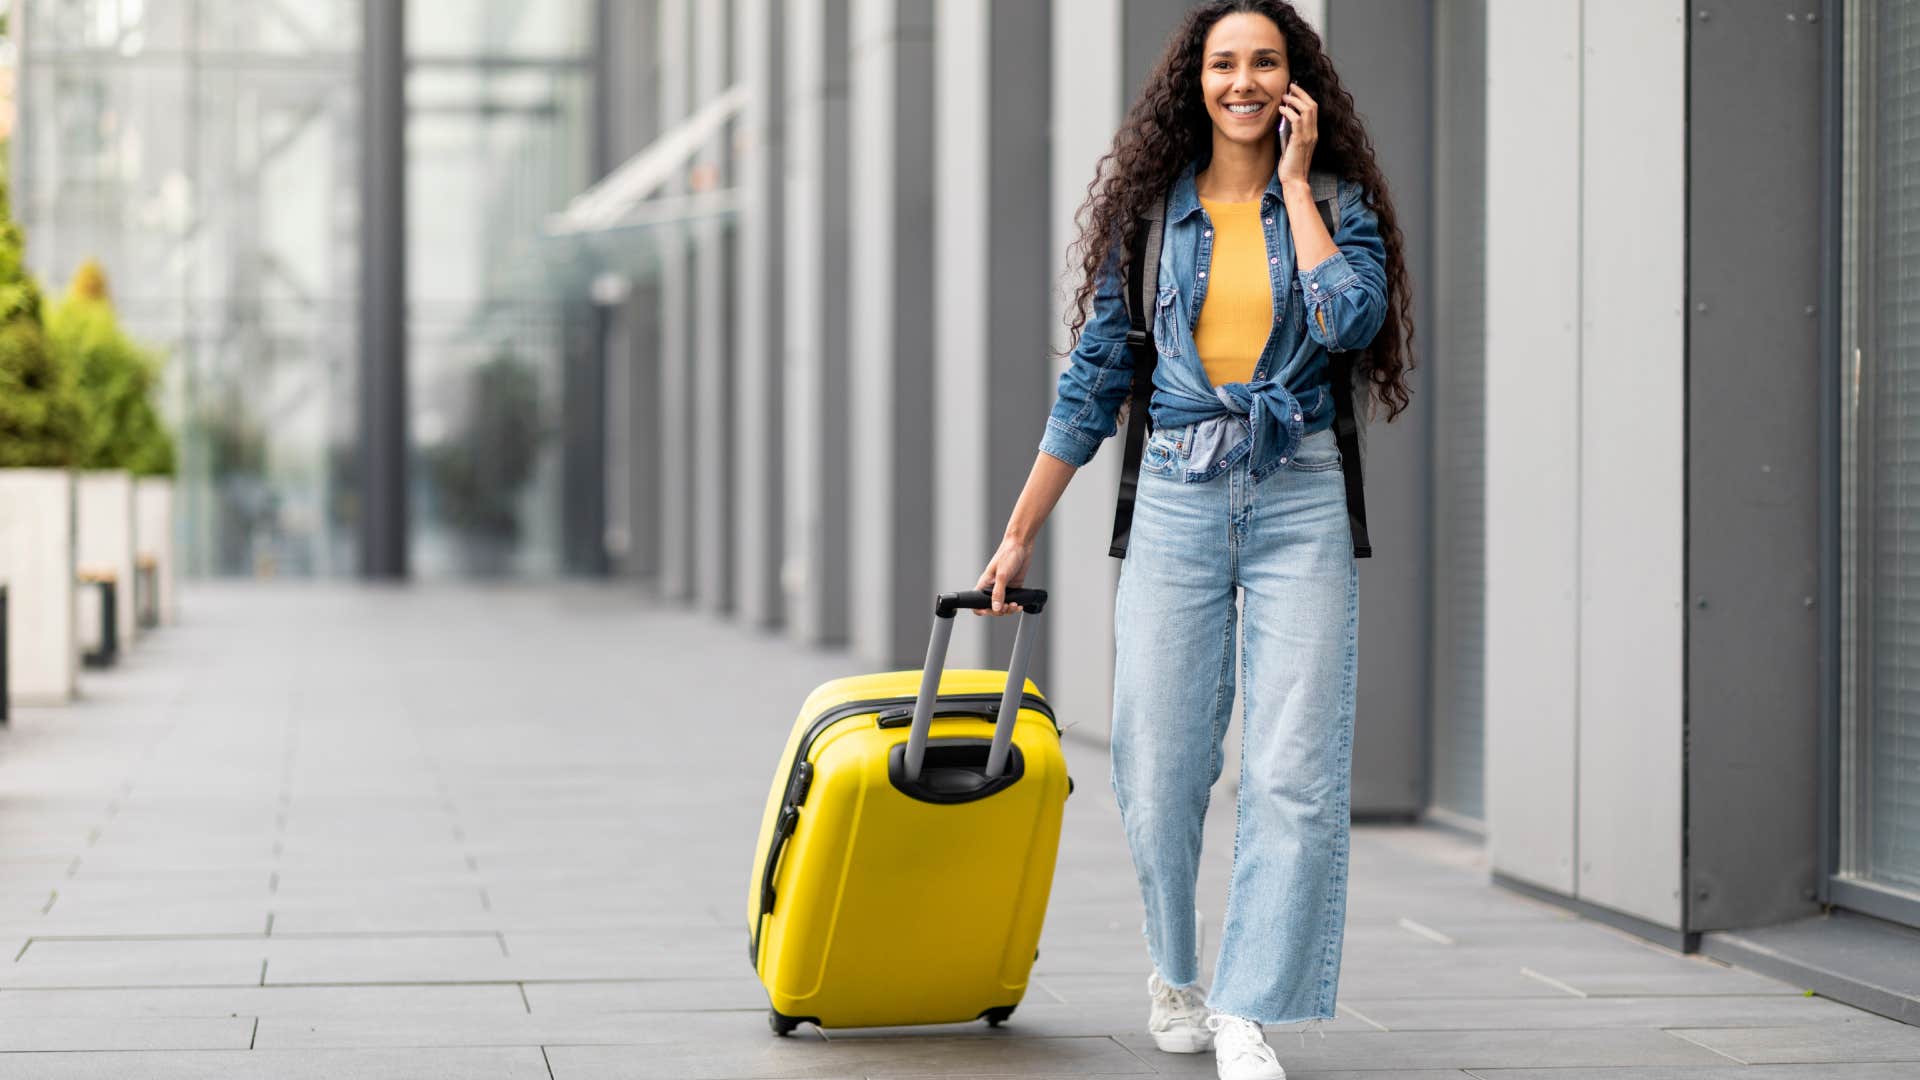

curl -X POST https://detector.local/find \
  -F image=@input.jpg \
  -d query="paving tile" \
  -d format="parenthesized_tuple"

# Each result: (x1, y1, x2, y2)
(254, 1009, 766, 1048)
(0, 1048, 553, 1079)
(1111, 1027, 1733, 1071)
(1474, 1060, 1920, 1068)
(522, 975, 770, 1013)
(545, 1034, 1152, 1078)
(0, 1016, 252, 1051)
(1667, 1014, 1920, 1063)
(0, 984, 527, 1017)
(1341, 993, 1864, 1031)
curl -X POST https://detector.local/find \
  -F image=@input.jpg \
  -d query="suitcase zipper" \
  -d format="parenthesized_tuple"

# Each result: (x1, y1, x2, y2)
(750, 690, 1056, 968)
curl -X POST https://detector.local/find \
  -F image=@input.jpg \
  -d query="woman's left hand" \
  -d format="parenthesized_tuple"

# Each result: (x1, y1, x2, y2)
(1276, 83, 1319, 185)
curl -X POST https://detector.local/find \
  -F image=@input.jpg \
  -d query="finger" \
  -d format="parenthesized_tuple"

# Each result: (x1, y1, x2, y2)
(992, 577, 1006, 614)
(1278, 104, 1300, 123)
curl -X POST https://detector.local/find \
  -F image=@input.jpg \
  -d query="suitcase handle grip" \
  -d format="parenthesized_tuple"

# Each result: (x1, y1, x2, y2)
(905, 588, 1045, 783)
(934, 588, 1048, 617)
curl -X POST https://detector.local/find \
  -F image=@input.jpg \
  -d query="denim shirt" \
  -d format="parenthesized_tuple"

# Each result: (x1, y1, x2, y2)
(1039, 159, 1388, 483)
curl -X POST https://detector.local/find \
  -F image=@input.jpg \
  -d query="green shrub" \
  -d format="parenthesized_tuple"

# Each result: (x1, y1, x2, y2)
(48, 260, 176, 476)
(0, 166, 81, 467)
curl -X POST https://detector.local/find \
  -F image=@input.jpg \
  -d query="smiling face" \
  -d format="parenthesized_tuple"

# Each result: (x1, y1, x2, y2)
(1199, 12, 1292, 149)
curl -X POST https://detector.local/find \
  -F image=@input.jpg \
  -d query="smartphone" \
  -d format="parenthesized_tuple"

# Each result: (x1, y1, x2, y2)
(1276, 81, 1293, 154)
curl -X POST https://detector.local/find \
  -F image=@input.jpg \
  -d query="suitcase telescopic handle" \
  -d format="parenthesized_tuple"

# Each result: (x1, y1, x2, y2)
(904, 588, 1049, 784)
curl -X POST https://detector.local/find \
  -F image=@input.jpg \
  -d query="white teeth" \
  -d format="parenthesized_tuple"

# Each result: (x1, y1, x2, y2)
(1226, 103, 1262, 114)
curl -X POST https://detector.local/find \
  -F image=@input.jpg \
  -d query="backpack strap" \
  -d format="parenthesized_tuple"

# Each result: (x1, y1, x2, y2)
(1309, 172, 1373, 559)
(1107, 204, 1165, 559)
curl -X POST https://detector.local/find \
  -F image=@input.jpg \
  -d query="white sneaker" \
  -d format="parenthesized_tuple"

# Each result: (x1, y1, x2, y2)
(1207, 1013, 1287, 1080)
(1145, 972, 1213, 1053)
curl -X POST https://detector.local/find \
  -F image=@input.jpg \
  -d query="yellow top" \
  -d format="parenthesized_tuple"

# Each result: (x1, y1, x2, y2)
(1192, 197, 1274, 387)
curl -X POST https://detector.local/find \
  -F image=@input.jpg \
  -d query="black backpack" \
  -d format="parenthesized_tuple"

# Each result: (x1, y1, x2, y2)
(1109, 170, 1373, 560)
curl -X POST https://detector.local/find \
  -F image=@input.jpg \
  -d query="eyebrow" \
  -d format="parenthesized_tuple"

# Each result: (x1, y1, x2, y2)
(1208, 47, 1283, 58)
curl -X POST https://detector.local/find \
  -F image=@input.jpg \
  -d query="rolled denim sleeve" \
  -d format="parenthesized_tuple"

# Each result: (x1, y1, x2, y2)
(1039, 241, 1137, 467)
(1298, 179, 1389, 353)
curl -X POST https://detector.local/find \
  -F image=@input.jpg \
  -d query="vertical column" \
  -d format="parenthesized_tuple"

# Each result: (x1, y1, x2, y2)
(1574, 0, 1684, 931)
(602, 0, 661, 582)
(781, 0, 852, 647)
(1324, 0, 1435, 817)
(1041, 0, 1184, 738)
(848, 0, 937, 666)
(656, 0, 695, 601)
(733, 0, 786, 628)
(1484, 0, 1580, 897)
(933, 0, 1052, 671)
(358, 0, 408, 579)
(1684, 0, 1824, 932)
(693, 1, 734, 612)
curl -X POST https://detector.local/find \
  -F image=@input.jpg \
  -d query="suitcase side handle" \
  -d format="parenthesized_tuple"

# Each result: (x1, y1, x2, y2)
(904, 588, 1046, 784)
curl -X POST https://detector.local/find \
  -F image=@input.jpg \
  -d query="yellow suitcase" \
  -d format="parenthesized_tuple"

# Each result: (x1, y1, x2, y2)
(747, 588, 1070, 1034)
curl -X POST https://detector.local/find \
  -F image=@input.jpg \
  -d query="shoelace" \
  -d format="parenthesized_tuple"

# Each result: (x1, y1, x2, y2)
(1206, 1014, 1281, 1067)
(1145, 973, 1206, 1027)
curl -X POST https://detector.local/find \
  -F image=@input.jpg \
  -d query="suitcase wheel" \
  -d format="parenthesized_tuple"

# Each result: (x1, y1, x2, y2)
(980, 1005, 1016, 1028)
(769, 1009, 813, 1037)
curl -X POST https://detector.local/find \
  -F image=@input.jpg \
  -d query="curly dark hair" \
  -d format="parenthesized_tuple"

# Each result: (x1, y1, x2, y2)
(1062, 0, 1414, 422)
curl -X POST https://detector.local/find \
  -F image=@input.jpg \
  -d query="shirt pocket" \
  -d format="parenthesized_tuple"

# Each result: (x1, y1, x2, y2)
(1152, 283, 1184, 359)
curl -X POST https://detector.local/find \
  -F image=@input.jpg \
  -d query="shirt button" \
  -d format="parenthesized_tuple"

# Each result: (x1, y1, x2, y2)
(1199, 270, 1207, 278)
(1269, 256, 1279, 265)
(1310, 282, 1320, 290)
(1264, 217, 1274, 225)
(1204, 229, 1212, 237)
(1293, 413, 1303, 422)
(1280, 456, 1289, 464)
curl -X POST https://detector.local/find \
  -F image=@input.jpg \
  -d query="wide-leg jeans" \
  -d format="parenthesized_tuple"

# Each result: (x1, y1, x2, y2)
(1110, 422, 1359, 1025)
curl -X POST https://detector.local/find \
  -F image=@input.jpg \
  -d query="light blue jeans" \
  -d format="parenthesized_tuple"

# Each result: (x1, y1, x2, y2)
(1110, 421, 1358, 1025)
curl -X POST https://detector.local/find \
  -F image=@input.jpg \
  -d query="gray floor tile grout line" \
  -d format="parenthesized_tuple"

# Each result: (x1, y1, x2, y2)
(539, 1044, 555, 1080)
(1662, 1025, 1751, 1065)
(519, 982, 532, 1013)
(248, 1015, 259, 1050)
(1336, 1001, 1390, 1031)
(1518, 967, 1588, 998)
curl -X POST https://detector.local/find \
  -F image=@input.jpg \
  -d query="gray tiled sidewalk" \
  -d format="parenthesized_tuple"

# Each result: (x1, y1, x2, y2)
(0, 584, 1912, 1078)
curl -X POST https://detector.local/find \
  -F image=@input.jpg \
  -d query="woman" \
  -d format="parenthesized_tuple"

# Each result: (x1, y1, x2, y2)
(973, 3, 1413, 1078)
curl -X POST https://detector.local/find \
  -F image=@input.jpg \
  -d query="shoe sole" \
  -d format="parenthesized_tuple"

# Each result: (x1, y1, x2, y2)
(1149, 1028, 1214, 1054)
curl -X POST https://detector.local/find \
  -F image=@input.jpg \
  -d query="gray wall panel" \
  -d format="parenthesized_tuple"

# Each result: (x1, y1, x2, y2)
(782, 0, 852, 646)
(602, 0, 661, 583)
(656, 0, 695, 602)
(1044, 0, 1126, 739)
(935, 0, 1052, 675)
(849, 0, 937, 667)
(1327, 0, 1435, 817)
(1485, 0, 1581, 898)
(1686, 0, 1824, 930)
(1575, 0, 1685, 932)
(693, 0, 734, 613)
(733, 0, 786, 628)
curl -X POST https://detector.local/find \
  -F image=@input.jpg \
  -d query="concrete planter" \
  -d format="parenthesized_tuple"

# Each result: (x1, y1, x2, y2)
(77, 471, 138, 650)
(134, 477, 176, 626)
(0, 468, 79, 705)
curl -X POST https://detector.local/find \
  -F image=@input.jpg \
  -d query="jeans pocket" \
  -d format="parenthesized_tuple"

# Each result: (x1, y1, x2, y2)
(1284, 427, 1342, 472)
(1141, 425, 1187, 477)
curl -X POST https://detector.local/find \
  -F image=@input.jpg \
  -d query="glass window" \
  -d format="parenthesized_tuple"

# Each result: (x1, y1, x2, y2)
(1839, 0, 1920, 908)
(15, 0, 362, 577)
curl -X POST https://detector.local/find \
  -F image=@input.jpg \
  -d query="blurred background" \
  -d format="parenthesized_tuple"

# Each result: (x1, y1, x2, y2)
(1, 0, 1914, 1004)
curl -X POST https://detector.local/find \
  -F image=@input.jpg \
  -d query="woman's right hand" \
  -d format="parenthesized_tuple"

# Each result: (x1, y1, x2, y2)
(973, 535, 1035, 616)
